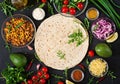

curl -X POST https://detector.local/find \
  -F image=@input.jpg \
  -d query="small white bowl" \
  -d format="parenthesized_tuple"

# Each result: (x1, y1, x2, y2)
(71, 69, 84, 82)
(32, 8, 45, 20)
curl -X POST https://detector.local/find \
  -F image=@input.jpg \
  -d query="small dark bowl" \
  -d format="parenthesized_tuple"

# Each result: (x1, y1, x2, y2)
(91, 17, 116, 41)
(1, 14, 36, 48)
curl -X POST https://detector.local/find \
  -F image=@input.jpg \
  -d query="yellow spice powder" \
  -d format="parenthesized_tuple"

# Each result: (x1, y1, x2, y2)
(87, 9, 98, 19)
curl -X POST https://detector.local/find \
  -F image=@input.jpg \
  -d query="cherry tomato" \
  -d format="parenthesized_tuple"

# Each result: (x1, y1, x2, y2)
(41, 67, 48, 73)
(41, 0, 47, 3)
(88, 50, 95, 57)
(37, 71, 43, 77)
(61, 6, 69, 13)
(63, 0, 69, 5)
(27, 79, 33, 84)
(77, 2, 84, 10)
(69, 7, 76, 15)
(32, 75, 38, 81)
(39, 78, 46, 84)
(44, 73, 50, 79)
(21, 82, 25, 84)
(57, 81, 64, 84)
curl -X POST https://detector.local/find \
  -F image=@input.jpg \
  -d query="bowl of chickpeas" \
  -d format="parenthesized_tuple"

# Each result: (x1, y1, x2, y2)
(1, 14, 36, 48)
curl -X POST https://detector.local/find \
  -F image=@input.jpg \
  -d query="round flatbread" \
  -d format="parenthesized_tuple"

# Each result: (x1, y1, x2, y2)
(35, 14, 89, 70)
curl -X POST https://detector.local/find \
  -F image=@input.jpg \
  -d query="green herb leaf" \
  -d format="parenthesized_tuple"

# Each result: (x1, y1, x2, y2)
(87, 77, 95, 84)
(5, 42, 11, 53)
(57, 50, 65, 59)
(15, 22, 24, 29)
(86, 58, 90, 65)
(39, 3, 45, 8)
(107, 70, 117, 79)
(51, 74, 64, 79)
(63, 67, 68, 79)
(34, 52, 41, 62)
(68, 29, 85, 46)
(47, 2, 54, 15)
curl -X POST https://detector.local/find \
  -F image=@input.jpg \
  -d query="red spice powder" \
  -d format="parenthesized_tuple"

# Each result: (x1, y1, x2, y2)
(73, 70, 82, 81)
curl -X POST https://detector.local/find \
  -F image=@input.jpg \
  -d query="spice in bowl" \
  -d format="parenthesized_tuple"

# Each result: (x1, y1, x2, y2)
(71, 69, 84, 82)
(86, 7, 99, 20)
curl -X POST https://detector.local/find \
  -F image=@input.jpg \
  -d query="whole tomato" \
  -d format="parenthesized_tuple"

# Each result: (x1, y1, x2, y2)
(27, 79, 33, 84)
(41, 67, 48, 73)
(69, 7, 76, 15)
(39, 78, 46, 84)
(41, 0, 47, 3)
(37, 71, 43, 77)
(61, 6, 69, 13)
(32, 75, 38, 81)
(44, 73, 50, 79)
(77, 2, 84, 10)
(57, 81, 64, 84)
(88, 50, 95, 57)
(63, 0, 69, 5)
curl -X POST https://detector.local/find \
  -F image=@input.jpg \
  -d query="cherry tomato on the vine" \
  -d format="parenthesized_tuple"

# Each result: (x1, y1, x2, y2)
(69, 7, 76, 15)
(41, 67, 48, 73)
(32, 75, 38, 81)
(27, 79, 33, 84)
(37, 71, 43, 77)
(41, 0, 47, 3)
(57, 81, 64, 84)
(39, 78, 46, 84)
(63, 0, 69, 5)
(77, 2, 84, 10)
(44, 73, 50, 79)
(61, 6, 69, 13)
(88, 50, 95, 57)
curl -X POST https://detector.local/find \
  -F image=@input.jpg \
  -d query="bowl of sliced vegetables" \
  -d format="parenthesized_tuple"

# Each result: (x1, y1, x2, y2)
(91, 17, 116, 40)
(1, 14, 36, 48)
(53, 0, 88, 17)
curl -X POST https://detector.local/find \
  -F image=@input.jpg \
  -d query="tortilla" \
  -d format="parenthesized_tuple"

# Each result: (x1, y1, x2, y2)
(35, 14, 89, 70)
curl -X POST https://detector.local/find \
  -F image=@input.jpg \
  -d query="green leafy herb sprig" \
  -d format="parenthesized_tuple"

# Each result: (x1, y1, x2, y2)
(0, 0, 17, 16)
(63, 68, 68, 79)
(68, 29, 85, 46)
(57, 50, 65, 59)
(38, 1, 54, 15)
(107, 70, 117, 79)
(1, 65, 27, 84)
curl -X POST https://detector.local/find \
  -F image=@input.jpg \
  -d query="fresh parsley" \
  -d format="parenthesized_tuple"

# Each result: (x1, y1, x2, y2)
(57, 50, 65, 59)
(68, 29, 85, 46)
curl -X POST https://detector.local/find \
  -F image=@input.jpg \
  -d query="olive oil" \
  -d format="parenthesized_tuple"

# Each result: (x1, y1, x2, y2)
(11, 0, 28, 9)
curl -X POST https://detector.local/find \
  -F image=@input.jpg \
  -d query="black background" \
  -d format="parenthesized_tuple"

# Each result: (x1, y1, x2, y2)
(0, 0, 120, 84)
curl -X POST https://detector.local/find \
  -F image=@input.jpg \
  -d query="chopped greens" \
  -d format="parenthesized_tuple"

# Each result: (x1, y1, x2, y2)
(57, 50, 65, 59)
(68, 29, 85, 46)
(15, 22, 24, 29)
